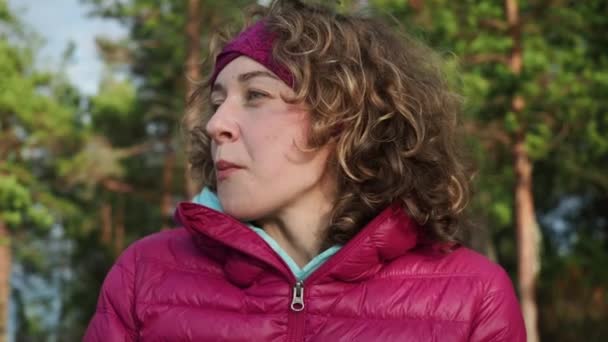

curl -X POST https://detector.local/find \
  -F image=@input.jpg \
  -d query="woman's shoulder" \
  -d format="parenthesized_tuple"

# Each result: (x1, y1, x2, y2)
(434, 246, 510, 278)
(113, 228, 203, 270)
(389, 244, 515, 293)
(411, 246, 525, 339)
(129, 227, 191, 252)
(384, 245, 523, 332)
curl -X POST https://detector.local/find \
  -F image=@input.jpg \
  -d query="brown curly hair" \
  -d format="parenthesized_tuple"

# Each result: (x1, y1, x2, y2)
(185, 0, 471, 250)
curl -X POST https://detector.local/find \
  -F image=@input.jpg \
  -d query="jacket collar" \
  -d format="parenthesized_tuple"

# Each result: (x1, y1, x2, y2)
(174, 201, 421, 287)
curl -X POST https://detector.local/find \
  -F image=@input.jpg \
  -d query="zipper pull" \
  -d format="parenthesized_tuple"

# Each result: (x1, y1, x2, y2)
(290, 281, 305, 312)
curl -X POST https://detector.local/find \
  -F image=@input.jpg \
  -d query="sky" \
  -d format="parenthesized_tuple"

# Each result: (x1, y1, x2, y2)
(9, 0, 127, 95)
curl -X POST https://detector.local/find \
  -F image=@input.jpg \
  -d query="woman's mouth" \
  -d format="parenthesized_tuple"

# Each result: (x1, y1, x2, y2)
(215, 160, 244, 181)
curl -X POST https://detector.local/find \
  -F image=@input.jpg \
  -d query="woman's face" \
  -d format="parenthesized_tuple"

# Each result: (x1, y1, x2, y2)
(207, 56, 333, 221)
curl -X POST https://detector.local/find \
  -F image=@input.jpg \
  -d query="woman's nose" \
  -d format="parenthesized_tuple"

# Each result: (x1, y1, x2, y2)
(205, 101, 240, 144)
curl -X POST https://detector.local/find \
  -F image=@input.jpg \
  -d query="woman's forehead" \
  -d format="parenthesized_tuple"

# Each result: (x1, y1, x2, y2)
(214, 56, 282, 87)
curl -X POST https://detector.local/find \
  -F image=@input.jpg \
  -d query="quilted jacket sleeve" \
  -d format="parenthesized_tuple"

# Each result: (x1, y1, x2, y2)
(83, 245, 138, 341)
(469, 267, 527, 342)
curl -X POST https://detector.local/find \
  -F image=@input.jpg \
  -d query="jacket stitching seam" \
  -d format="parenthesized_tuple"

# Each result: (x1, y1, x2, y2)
(375, 272, 483, 280)
(95, 307, 138, 337)
(136, 301, 284, 315)
(132, 250, 142, 334)
(139, 256, 226, 279)
(307, 312, 470, 324)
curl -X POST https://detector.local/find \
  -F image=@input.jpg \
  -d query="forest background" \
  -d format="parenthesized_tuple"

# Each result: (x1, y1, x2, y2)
(1, 0, 606, 341)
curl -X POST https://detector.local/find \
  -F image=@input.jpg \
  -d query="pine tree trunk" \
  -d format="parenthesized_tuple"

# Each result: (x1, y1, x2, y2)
(184, 0, 202, 200)
(513, 133, 541, 342)
(409, 0, 424, 12)
(505, 1, 541, 341)
(0, 221, 11, 342)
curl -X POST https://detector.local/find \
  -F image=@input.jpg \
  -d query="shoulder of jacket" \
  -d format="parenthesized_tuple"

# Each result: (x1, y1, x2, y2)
(388, 246, 512, 287)
(131, 227, 189, 251)
(444, 247, 513, 289)
(418, 246, 515, 295)
(115, 228, 193, 268)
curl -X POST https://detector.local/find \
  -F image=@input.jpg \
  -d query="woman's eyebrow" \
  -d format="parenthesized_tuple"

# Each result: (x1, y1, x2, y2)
(238, 70, 280, 83)
(211, 70, 279, 96)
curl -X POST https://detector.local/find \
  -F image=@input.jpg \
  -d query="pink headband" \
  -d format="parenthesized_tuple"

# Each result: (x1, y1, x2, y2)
(210, 21, 294, 88)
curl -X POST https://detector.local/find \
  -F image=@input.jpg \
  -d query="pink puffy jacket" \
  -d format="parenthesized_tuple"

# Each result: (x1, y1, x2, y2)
(84, 202, 526, 341)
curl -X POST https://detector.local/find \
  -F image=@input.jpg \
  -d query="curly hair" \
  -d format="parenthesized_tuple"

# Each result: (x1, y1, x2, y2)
(185, 0, 472, 250)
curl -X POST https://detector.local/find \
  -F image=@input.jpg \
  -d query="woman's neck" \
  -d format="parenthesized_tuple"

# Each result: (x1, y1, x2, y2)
(256, 187, 335, 268)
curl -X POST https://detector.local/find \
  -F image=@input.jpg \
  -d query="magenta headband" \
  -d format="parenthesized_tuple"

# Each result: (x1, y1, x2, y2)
(210, 21, 294, 89)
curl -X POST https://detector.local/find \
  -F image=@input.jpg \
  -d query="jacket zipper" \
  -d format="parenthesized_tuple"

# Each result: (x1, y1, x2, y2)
(291, 281, 305, 311)
(287, 281, 305, 342)
(284, 218, 380, 341)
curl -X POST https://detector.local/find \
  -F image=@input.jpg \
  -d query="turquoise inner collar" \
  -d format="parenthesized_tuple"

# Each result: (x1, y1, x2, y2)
(192, 188, 341, 280)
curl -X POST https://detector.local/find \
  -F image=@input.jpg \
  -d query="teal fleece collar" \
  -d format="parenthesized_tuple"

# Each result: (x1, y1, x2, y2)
(192, 188, 341, 280)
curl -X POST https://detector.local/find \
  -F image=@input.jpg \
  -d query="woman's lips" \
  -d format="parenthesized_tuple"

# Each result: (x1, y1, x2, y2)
(217, 167, 241, 181)
(215, 160, 243, 181)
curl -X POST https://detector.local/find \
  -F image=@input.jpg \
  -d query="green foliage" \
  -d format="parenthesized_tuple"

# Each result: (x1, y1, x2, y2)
(91, 78, 136, 120)
(0, 176, 53, 230)
(57, 136, 126, 190)
(0, 0, 8, 18)
(0, 25, 77, 235)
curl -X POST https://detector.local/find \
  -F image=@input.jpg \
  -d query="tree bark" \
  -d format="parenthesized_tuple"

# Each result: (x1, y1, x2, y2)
(0, 221, 11, 342)
(184, 0, 202, 200)
(513, 133, 541, 342)
(409, 0, 424, 12)
(505, 1, 541, 341)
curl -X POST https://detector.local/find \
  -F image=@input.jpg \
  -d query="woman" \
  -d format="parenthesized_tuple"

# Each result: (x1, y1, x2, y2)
(85, 0, 526, 341)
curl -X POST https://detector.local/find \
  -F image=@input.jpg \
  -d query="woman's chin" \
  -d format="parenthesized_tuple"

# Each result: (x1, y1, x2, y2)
(221, 202, 264, 222)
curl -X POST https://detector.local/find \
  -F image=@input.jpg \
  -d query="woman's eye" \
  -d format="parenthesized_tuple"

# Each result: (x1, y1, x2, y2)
(210, 102, 222, 112)
(246, 90, 267, 101)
